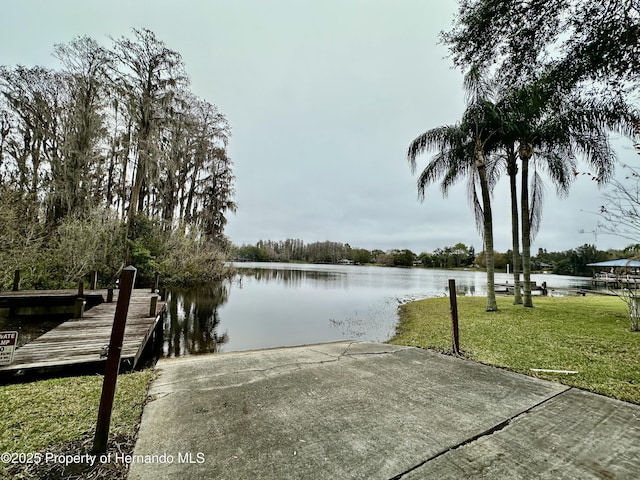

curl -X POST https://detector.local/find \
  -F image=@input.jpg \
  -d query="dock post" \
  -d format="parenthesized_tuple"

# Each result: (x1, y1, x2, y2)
(106, 288, 114, 303)
(74, 298, 86, 318)
(12, 270, 20, 291)
(78, 280, 84, 298)
(152, 273, 159, 293)
(150, 294, 158, 317)
(93, 265, 136, 453)
(448, 279, 461, 356)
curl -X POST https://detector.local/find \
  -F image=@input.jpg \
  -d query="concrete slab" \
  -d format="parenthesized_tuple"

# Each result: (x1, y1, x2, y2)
(404, 388, 640, 479)
(128, 342, 640, 479)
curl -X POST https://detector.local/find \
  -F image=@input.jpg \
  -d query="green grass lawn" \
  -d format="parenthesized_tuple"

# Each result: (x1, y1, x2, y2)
(0, 370, 155, 479)
(390, 295, 640, 404)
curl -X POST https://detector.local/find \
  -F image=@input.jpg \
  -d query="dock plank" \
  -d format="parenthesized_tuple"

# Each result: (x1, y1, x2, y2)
(0, 289, 165, 380)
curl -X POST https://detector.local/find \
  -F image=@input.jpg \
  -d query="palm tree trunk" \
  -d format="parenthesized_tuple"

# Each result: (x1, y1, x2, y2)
(507, 150, 523, 304)
(520, 144, 533, 307)
(478, 161, 498, 312)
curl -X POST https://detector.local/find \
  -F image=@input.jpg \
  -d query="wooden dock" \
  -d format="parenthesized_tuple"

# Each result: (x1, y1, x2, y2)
(495, 281, 548, 295)
(0, 289, 106, 316)
(0, 289, 165, 381)
(591, 273, 640, 289)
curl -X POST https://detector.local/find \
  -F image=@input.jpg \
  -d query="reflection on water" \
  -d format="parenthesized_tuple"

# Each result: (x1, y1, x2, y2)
(162, 263, 595, 355)
(162, 284, 230, 357)
(451, 283, 476, 296)
(240, 267, 341, 286)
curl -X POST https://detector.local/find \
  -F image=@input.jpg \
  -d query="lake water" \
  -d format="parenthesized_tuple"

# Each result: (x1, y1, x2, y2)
(161, 263, 594, 357)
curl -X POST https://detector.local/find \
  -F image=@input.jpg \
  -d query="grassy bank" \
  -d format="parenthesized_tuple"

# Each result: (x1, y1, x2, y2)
(0, 370, 156, 479)
(390, 295, 640, 404)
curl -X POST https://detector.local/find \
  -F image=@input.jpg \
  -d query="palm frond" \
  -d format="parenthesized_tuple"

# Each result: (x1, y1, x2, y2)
(466, 172, 485, 236)
(463, 66, 497, 103)
(485, 152, 503, 190)
(415, 154, 445, 201)
(572, 131, 615, 184)
(407, 125, 463, 172)
(410, 124, 477, 200)
(534, 148, 575, 197)
(439, 144, 475, 195)
(529, 170, 545, 241)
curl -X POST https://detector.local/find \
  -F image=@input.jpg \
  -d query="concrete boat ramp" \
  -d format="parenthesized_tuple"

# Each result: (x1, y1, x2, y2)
(130, 341, 640, 479)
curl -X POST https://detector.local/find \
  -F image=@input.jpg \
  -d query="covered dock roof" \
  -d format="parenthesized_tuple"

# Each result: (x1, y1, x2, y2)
(586, 259, 640, 267)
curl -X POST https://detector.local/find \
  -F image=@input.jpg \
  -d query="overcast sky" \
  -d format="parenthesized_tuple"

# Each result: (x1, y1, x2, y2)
(2, 1, 637, 254)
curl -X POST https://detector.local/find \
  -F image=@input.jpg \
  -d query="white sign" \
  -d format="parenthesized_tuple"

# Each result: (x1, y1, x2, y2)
(0, 331, 18, 365)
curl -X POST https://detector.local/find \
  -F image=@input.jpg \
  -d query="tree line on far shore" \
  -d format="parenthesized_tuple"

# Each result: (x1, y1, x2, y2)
(233, 239, 635, 277)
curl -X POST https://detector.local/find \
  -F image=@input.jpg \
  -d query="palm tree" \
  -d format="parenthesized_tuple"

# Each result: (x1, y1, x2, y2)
(501, 82, 633, 307)
(505, 143, 523, 304)
(407, 100, 501, 311)
(491, 110, 571, 308)
(458, 70, 630, 309)
(465, 70, 525, 305)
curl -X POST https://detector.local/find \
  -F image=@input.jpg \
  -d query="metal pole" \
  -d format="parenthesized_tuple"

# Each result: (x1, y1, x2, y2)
(448, 279, 460, 356)
(93, 266, 136, 453)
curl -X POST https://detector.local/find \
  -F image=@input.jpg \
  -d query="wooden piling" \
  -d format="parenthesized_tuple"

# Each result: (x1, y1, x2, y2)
(93, 266, 136, 453)
(150, 295, 158, 317)
(73, 297, 85, 318)
(448, 279, 460, 356)
(12, 270, 20, 291)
